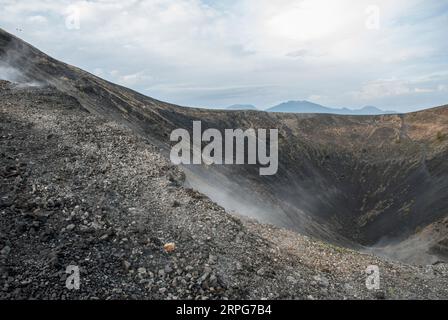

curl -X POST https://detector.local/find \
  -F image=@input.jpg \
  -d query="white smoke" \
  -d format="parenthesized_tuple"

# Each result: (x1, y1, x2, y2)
(367, 233, 442, 265)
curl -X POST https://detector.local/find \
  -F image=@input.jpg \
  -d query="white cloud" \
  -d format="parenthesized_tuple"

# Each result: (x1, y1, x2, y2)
(0, 0, 447, 111)
(438, 85, 448, 92)
(307, 94, 322, 102)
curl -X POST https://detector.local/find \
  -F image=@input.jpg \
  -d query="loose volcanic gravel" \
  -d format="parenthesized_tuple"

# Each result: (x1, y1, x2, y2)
(1, 80, 448, 299)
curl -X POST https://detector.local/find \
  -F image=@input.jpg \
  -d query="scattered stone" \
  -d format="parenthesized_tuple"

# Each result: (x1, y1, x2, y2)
(164, 265, 173, 274)
(375, 291, 386, 300)
(163, 242, 175, 253)
(209, 274, 218, 287)
(1, 76, 448, 300)
(99, 234, 109, 241)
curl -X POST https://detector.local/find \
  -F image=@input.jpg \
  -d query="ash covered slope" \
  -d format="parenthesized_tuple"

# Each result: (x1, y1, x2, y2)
(2, 80, 448, 300)
(1, 80, 319, 299)
(2, 29, 448, 299)
(2, 28, 448, 264)
(0, 27, 347, 245)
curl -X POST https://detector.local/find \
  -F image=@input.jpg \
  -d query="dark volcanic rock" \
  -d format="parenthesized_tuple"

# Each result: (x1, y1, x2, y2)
(2, 28, 448, 263)
(1, 28, 448, 299)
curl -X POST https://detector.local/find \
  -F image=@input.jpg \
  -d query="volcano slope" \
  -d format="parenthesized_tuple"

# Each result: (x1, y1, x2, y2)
(2, 28, 448, 264)
(1, 28, 448, 299)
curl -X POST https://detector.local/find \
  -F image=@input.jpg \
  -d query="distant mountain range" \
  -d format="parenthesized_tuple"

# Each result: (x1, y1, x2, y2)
(226, 100, 396, 115)
(226, 104, 257, 110)
(265, 101, 396, 115)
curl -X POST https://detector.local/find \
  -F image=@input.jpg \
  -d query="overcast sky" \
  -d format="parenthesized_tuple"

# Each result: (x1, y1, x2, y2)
(1, 0, 448, 112)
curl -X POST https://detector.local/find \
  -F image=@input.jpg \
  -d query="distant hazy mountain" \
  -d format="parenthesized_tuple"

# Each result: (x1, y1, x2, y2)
(266, 100, 396, 115)
(226, 104, 257, 110)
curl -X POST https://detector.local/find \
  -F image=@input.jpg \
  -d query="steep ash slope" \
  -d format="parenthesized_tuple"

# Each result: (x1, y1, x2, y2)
(1, 28, 448, 264)
(2, 81, 448, 299)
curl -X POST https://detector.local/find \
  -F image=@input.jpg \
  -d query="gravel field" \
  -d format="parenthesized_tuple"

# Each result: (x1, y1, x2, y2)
(1, 80, 448, 299)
